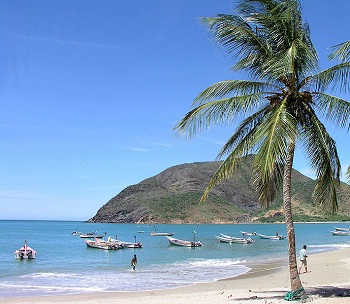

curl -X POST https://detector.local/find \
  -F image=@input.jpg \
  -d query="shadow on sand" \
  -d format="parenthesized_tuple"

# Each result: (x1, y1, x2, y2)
(231, 286, 350, 302)
(308, 285, 350, 298)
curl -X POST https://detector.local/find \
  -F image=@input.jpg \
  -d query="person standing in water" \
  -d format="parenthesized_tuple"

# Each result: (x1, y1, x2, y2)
(131, 254, 137, 271)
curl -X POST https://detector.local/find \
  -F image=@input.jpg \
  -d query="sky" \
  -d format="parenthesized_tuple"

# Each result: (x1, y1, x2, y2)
(1, 0, 349, 221)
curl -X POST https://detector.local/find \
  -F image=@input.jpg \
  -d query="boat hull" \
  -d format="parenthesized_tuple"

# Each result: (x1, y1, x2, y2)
(109, 239, 143, 248)
(14, 243, 36, 259)
(14, 250, 36, 259)
(334, 227, 350, 232)
(150, 232, 173, 236)
(240, 231, 256, 236)
(166, 236, 202, 247)
(85, 240, 121, 250)
(257, 234, 285, 240)
(332, 230, 350, 236)
(80, 233, 106, 238)
(216, 234, 254, 244)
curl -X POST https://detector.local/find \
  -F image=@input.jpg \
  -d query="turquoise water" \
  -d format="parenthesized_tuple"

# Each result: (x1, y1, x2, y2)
(1, 220, 349, 298)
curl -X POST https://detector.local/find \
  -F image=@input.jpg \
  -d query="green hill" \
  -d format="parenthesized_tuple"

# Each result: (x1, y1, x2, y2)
(88, 156, 350, 223)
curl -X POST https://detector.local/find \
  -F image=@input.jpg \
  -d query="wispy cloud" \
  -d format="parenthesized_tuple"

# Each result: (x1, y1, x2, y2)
(145, 141, 172, 148)
(14, 34, 123, 51)
(129, 147, 151, 152)
(198, 136, 225, 146)
(128, 140, 172, 152)
(0, 190, 49, 201)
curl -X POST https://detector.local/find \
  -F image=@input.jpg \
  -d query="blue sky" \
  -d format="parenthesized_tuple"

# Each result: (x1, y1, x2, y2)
(1, 0, 349, 221)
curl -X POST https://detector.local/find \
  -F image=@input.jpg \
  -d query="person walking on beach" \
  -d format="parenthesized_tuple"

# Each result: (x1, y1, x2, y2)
(298, 245, 308, 273)
(131, 254, 137, 271)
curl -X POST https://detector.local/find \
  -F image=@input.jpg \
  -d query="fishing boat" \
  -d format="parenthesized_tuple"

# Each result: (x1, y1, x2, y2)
(216, 233, 254, 244)
(331, 230, 350, 236)
(334, 227, 350, 232)
(14, 240, 36, 259)
(71, 230, 82, 236)
(150, 231, 173, 236)
(80, 232, 107, 238)
(149, 225, 173, 236)
(85, 239, 122, 250)
(108, 236, 143, 248)
(240, 231, 257, 236)
(166, 236, 202, 247)
(257, 233, 285, 240)
(122, 242, 143, 248)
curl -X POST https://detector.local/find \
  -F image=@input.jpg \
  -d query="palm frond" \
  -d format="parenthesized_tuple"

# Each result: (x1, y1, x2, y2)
(200, 119, 264, 202)
(175, 94, 268, 138)
(216, 106, 270, 158)
(238, 0, 318, 80)
(329, 40, 350, 62)
(314, 62, 350, 93)
(259, 39, 318, 85)
(312, 92, 350, 129)
(193, 80, 279, 105)
(253, 97, 297, 206)
(175, 80, 275, 138)
(201, 14, 271, 75)
(300, 107, 340, 212)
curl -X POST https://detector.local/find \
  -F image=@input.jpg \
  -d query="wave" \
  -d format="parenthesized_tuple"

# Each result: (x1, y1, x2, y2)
(21, 272, 79, 279)
(0, 258, 251, 298)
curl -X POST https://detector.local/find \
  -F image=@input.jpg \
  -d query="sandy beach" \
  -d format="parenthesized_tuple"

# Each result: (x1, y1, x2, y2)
(2, 248, 350, 304)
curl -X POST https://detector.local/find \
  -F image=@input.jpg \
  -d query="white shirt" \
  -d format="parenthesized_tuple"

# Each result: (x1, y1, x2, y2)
(299, 248, 307, 261)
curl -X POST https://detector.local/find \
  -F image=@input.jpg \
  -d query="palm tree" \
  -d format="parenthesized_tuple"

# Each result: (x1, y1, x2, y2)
(329, 40, 350, 184)
(175, 0, 350, 297)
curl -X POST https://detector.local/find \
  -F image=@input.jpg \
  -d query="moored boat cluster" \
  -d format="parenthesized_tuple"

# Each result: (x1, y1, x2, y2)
(15, 225, 349, 259)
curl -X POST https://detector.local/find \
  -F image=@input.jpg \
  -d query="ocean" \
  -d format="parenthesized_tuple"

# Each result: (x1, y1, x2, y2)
(1, 220, 349, 298)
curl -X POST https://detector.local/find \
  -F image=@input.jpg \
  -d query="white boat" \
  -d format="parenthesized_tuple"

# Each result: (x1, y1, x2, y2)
(123, 242, 143, 248)
(80, 232, 106, 238)
(150, 231, 173, 236)
(257, 233, 285, 240)
(71, 230, 82, 236)
(216, 235, 254, 244)
(14, 240, 36, 259)
(331, 230, 350, 236)
(334, 227, 350, 232)
(217, 233, 254, 244)
(150, 225, 173, 236)
(85, 239, 122, 250)
(166, 236, 202, 247)
(108, 237, 143, 248)
(240, 231, 257, 236)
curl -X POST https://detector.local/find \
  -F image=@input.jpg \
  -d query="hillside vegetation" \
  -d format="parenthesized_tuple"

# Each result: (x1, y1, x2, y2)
(88, 156, 350, 223)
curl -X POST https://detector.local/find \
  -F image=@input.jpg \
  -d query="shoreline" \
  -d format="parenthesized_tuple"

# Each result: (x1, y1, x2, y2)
(2, 248, 350, 303)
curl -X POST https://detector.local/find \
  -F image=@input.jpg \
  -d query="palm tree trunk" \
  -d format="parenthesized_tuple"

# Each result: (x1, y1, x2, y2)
(283, 141, 305, 294)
